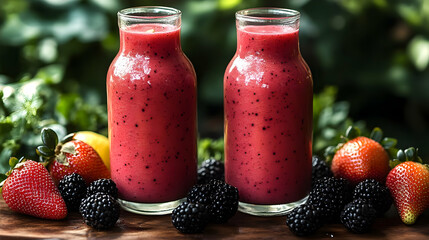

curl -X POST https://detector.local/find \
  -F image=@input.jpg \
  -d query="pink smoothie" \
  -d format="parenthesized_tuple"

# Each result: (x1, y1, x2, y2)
(107, 24, 197, 203)
(224, 25, 313, 205)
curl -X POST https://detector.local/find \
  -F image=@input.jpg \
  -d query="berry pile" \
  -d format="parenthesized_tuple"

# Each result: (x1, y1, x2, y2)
(286, 177, 391, 236)
(58, 174, 120, 230)
(172, 179, 239, 233)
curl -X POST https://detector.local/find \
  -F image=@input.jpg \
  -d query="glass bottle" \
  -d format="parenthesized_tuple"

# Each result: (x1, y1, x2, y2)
(107, 6, 197, 215)
(224, 8, 313, 216)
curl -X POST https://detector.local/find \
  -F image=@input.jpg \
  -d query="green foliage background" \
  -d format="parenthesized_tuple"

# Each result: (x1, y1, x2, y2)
(0, 0, 428, 170)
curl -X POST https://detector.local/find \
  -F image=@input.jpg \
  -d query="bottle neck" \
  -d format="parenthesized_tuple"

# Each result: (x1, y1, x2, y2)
(119, 24, 181, 55)
(234, 8, 301, 59)
(117, 6, 182, 54)
(236, 25, 300, 58)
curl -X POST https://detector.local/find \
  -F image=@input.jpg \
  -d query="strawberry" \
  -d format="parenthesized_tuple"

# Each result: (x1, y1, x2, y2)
(325, 127, 395, 185)
(386, 148, 429, 225)
(0, 158, 67, 220)
(37, 128, 110, 185)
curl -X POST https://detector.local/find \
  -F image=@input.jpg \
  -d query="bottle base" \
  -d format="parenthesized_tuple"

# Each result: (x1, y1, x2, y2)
(238, 194, 308, 216)
(118, 197, 186, 215)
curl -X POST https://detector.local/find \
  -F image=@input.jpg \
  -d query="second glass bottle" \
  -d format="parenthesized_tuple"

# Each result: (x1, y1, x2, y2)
(224, 8, 313, 216)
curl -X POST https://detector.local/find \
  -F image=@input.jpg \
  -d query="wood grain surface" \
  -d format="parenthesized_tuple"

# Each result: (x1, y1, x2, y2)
(0, 199, 428, 239)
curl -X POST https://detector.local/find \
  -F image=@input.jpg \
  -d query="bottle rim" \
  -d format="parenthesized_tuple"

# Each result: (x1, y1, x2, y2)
(118, 6, 181, 21)
(236, 7, 300, 24)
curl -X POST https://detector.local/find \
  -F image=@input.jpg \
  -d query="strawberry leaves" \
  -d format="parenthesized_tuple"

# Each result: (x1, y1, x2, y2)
(389, 147, 424, 169)
(37, 128, 60, 160)
(42, 128, 59, 150)
(324, 126, 398, 164)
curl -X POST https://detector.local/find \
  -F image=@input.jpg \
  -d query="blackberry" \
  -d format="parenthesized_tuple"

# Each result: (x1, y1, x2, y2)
(86, 179, 118, 199)
(307, 177, 352, 221)
(79, 193, 120, 229)
(187, 184, 214, 206)
(286, 204, 322, 236)
(171, 201, 209, 234)
(209, 179, 239, 223)
(312, 155, 333, 187)
(340, 199, 377, 233)
(352, 179, 392, 216)
(187, 180, 239, 223)
(198, 158, 224, 184)
(58, 173, 87, 211)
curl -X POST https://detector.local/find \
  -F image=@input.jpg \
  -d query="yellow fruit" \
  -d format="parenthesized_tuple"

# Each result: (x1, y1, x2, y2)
(73, 131, 110, 170)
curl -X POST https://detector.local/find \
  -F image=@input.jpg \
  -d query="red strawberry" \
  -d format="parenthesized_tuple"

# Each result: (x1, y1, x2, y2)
(386, 149, 429, 225)
(49, 140, 110, 184)
(331, 136, 390, 185)
(326, 127, 395, 185)
(1, 159, 67, 220)
(37, 128, 110, 185)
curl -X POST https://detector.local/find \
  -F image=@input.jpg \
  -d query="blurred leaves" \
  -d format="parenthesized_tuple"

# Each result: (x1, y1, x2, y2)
(0, 3, 108, 44)
(198, 138, 224, 165)
(408, 36, 429, 71)
(313, 86, 367, 154)
(0, 65, 107, 173)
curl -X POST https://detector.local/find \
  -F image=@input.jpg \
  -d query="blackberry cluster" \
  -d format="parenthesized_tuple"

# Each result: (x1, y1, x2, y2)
(79, 178, 120, 229)
(171, 202, 209, 234)
(79, 193, 120, 230)
(86, 179, 118, 199)
(352, 179, 392, 216)
(307, 177, 352, 220)
(286, 176, 393, 236)
(311, 155, 333, 187)
(207, 180, 239, 223)
(286, 177, 352, 236)
(197, 159, 225, 184)
(340, 199, 377, 233)
(58, 173, 87, 211)
(172, 179, 239, 233)
(286, 204, 322, 236)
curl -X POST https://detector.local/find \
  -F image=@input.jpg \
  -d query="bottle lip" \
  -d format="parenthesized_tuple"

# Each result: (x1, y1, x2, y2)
(236, 7, 300, 24)
(118, 6, 181, 21)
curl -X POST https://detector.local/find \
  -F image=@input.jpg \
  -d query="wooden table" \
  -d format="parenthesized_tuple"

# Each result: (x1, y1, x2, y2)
(0, 199, 428, 239)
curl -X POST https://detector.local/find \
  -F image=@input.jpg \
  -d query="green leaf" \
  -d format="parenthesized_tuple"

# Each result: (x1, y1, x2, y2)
(61, 132, 75, 143)
(396, 149, 406, 162)
(388, 147, 399, 160)
(370, 127, 383, 143)
(381, 137, 397, 149)
(36, 145, 54, 157)
(404, 147, 416, 161)
(8, 157, 19, 169)
(345, 126, 361, 140)
(41, 128, 58, 150)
